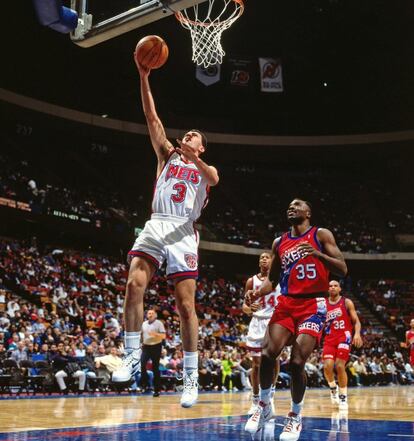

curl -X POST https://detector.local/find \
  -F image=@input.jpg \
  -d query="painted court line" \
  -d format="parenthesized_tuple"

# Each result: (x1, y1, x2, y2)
(313, 428, 350, 433)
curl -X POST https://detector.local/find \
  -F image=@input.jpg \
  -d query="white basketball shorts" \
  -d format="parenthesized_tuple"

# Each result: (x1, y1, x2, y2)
(128, 213, 199, 281)
(246, 316, 271, 356)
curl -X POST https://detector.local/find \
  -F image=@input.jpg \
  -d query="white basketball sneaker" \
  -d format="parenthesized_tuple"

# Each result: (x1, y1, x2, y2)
(279, 412, 302, 441)
(180, 370, 199, 408)
(112, 348, 141, 382)
(248, 395, 260, 415)
(245, 401, 274, 435)
(330, 386, 340, 405)
(338, 394, 348, 410)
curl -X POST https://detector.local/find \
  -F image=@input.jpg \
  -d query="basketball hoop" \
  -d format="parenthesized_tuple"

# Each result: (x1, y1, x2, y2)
(175, 0, 244, 68)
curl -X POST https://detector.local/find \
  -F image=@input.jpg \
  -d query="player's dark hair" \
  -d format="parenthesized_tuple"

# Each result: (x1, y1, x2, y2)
(304, 200, 312, 213)
(293, 198, 312, 214)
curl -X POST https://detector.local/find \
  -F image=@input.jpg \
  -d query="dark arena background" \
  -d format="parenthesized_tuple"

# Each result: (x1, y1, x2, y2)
(0, 1, 413, 440)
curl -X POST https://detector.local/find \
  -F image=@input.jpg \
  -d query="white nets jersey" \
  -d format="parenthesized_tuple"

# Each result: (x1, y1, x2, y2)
(252, 275, 281, 319)
(152, 150, 209, 221)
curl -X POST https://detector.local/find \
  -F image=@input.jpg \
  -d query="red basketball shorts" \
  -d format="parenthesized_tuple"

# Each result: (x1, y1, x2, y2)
(322, 341, 351, 362)
(268, 295, 327, 339)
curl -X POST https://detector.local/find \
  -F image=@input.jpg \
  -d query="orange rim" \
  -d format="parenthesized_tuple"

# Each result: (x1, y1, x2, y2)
(175, 0, 244, 27)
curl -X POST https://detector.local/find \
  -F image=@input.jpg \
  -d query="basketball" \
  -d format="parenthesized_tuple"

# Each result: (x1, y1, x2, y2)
(134, 35, 169, 69)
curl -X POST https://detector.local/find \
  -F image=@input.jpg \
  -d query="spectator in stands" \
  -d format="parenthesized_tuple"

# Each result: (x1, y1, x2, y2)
(199, 350, 213, 390)
(0, 343, 7, 364)
(305, 353, 324, 388)
(369, 356, 386, 385)
(278, 351, 291, 387)
(7, 333, 20, 352)
(209, 350, 222, 390)
(352, 356, 368, 386)
(0, 287, 6, 305)
(404, 359, 414, 383)
(167, 351, 183, 373)
(230, 351, 246, 390)
(10, 341, 28, 364)
(7, 299, 20, 318)
(74, 342, 86, 357)
(221, 352, 233, 391)
(103, 313, 121, 336)
(95, 346, 122, 382)
(52, 342, 86, 394)
(78, 345, 98, 389)
(41, 327, 56, 346)
(0, 312, 10, 331)
(32, 318, 46, 334)
(26, 342, 37, 360)
(159, 348, 170, 369)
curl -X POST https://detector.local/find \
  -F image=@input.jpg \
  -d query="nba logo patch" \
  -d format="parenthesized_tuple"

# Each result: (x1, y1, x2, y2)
(184, 253, 198, 269)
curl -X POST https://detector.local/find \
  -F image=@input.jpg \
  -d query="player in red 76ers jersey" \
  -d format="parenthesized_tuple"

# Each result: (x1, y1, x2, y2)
(112, 58, 219, 409)
(322, 280, 362, 410)
(245, 199, 347, 441)
(405, 318, 414, 368)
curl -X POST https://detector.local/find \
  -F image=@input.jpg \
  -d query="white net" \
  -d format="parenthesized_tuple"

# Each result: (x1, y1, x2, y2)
(176, 0, 244, 68)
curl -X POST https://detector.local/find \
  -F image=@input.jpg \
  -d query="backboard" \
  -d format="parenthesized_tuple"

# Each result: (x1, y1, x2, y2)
(70, 0, 208, 48)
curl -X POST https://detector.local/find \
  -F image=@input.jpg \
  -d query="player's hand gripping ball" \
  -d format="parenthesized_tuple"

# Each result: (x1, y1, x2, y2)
(134, 35, 169, 69)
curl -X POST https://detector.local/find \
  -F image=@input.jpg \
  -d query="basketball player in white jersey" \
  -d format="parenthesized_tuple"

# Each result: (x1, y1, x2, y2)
(243, 252, 281, 416)
(112, 56, 219, 408)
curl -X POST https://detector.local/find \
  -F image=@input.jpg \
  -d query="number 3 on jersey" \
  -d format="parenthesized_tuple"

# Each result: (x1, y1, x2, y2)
(296, 263, 317, 280)
(171, 182, 187, 203)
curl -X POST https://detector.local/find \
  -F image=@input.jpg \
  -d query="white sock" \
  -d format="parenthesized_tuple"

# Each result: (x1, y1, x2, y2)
(183, 351, 198, 373)
(260, 387, 271, 405)
(291, 399, 304, 415)
(328, 381, 337, 389)
(339, 387, 347, 397)
(124, 331, 141, 350)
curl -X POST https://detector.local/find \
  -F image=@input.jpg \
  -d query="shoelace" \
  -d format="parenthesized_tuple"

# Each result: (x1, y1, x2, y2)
(122, 350, 140, 368)
(251, 407, 262, 422)
(283, 416, 299, 432)
(183, 371, 198, 393)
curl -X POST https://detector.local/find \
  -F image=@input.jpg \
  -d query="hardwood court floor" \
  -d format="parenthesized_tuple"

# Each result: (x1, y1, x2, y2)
(0, 386, 413, 440)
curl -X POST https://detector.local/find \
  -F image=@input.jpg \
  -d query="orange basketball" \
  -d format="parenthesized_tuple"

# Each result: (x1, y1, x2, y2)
(134, 35, 169, 69)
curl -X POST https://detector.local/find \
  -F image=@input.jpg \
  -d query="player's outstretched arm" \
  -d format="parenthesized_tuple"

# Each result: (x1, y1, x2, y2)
(135, 58, 174, 167)
(346, 298, 363, 347)
(298, 228, 347, 277)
